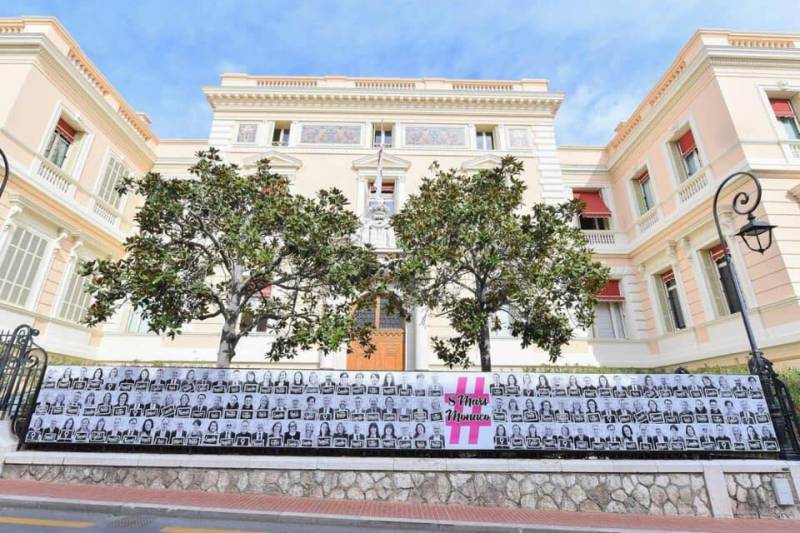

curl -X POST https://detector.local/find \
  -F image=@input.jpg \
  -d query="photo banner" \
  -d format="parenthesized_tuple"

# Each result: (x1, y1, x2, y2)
(26, 366, 779, 453)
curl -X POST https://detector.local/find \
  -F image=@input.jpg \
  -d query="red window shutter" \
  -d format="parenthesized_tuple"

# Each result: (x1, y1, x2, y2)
(676, 130, 696, 156)
(637, 171, 650, 184)
(661, 270, 675, 283)
(709, 244, 726, 261)
(369, 180, 394, 194)
(56, 118, 76, 143)
(597, 280, 623, 302)
(770, 98, 796, 118)
(573, 190, 612, 217)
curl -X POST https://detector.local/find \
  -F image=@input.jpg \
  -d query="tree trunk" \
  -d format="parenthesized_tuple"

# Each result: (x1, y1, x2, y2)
(478, 316, 491, 372)
(217, 263, 244, 368)
(217, 316, 240, 368)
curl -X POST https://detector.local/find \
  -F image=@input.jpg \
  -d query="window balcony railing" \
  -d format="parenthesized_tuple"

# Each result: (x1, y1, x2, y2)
(34, 154, 77, 196)
(635, 208, 660, 235)
(582, 229, 617, 247)
(677, 168, 709, 204)
(781, 140, 800, 162)
(359, 224, 397, 250)
(90, 197, 122, 228)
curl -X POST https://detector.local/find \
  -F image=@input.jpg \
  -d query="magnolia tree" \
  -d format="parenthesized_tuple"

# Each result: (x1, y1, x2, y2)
(82, 149, 381, 367)
(391, 157, 609, 371)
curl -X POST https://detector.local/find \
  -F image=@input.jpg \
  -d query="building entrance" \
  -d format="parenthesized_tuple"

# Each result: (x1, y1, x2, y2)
(347, 297, 404, 370)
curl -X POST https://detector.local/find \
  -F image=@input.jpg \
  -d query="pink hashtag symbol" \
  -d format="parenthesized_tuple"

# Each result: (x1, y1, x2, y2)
(444, 376, 491, 444)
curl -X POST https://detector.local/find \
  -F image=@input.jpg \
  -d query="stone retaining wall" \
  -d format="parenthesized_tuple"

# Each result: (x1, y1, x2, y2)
(726, 472, 799, 520)
(3, 453, 799, 520)
(0, 464, 723, 518)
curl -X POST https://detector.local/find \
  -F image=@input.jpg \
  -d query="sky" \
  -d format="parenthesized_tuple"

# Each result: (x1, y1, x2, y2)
(4, 1, 799, 145)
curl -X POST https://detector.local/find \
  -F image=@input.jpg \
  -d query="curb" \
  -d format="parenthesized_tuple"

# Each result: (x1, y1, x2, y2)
(0, 494, 669, 532)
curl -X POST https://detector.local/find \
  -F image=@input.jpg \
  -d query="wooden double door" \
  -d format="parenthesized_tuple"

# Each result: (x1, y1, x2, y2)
(347, 297, 405, 370)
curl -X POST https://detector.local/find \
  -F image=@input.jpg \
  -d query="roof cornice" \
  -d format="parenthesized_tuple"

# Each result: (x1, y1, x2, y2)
(203, 86, 564, 117)
(0, 35, 157, 162)
(606, 33, 800, 169)
(0, 17, 157, 145)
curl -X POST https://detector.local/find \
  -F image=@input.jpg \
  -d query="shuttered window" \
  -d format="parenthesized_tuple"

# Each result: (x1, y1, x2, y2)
(675, 130, 701, 180)
(659, 270, 686, 331)
(43, 119, 76, 168)
(592, 280, 626, 338)
(633, 171, 655, 215)
(97, 156, 127, 209)
(770, 98, 800, 140)
(127, 307, 151, 334)
(0, 226, 48, 307)
(703, 244, 742, 316)
(58, 264, 92, 323)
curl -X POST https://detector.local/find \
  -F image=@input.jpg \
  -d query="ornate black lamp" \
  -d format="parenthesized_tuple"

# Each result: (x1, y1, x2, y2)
(0, 147, 8, 200)
(735, 215, 776, 254)
(713, 171, 800, 459)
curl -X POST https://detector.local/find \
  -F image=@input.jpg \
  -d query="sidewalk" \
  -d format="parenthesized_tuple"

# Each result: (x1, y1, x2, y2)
(0, 479, 797, 532)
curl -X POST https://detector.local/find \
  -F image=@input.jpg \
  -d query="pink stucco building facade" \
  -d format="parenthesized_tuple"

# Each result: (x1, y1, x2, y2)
(1, 18, 799, 371)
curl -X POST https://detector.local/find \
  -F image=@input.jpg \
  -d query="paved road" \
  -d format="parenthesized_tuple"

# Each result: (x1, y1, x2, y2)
(0, 504, 424, 533)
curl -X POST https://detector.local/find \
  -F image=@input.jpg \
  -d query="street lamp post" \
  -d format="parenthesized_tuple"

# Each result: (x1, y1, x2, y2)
(0, 147, 8, 200)
(712, 171, 800, 459)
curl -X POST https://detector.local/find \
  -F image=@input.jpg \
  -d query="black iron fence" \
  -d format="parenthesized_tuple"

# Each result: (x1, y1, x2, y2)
(0, 325, 48, 439)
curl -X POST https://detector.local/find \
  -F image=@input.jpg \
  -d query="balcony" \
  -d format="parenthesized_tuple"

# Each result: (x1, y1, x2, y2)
(781, 140, 800, 162)
(677, 168, 709, 204)
(359, 224, 396, 251)
(583, 230, 616, 246)
(635, 208, 660, 235)
(34, 155, 77, 196)
(91, 198, 122, 228)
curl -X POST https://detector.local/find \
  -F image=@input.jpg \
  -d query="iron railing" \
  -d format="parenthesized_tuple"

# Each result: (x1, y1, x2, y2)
(0, 325, 48, 438)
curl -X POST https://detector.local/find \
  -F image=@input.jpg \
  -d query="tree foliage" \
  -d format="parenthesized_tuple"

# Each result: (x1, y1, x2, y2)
(391, 156, 609, 371)
(81, 149, 382, 367)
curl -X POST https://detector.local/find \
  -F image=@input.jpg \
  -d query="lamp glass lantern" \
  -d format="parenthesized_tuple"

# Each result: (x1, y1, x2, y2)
(735, 214, 776, 255)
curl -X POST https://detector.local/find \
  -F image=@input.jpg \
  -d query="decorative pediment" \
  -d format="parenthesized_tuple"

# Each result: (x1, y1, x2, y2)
(242, 150, 302, 170)
(352, 153, 411, 171)
(460, 154, 504, 171)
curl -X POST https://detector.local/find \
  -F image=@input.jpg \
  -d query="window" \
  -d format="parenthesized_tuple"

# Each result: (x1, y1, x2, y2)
(367, 179, 395, 216)
(770, 98, 800, 140)
(43, 119, 76, 168)
(272, 123, 291, 146)
(96, 156, 127, 209)
(236, 123, 258, 143)
(573, 190, 612, 230)
(373, 124, 393, 147)
(494, 308, 513, 336)
(475, 128, 495, 150)
(127, 307, 151, 334)
(674, 129, 701, 180)
(659, 270, 686, 332)
(703, 244, 742, 316)
(353, 297, 402, 330)
(633, 171, 655, 215)
(0, 226, 48, 306)
(592, 280, 626, 339)
(58, 264, 92, 323)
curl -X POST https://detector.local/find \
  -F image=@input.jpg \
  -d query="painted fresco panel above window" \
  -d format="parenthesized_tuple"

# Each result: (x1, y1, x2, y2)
(236, 123, 258, 143)
(299, 124, 362, 145)
(506, 127, 532, 149)
(404, 125, 466, 147)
